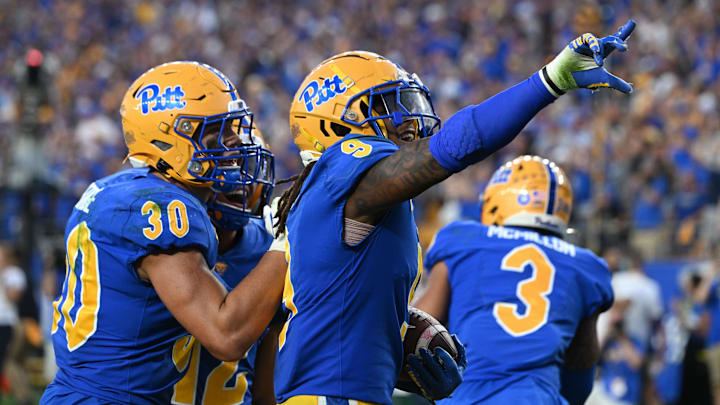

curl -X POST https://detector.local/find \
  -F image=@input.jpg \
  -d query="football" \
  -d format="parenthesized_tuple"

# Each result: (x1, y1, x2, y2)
(398, 307, 458, 382)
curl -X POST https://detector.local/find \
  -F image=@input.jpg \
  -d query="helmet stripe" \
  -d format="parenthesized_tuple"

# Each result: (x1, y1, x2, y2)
(202, 64, 238, 101)
(329, 64, 359, 95)
(545, 162, 557, 215)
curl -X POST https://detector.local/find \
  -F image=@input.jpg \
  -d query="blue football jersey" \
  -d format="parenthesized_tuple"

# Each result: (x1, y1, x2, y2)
(275, 134, 423, 405)
(425, 222, 613, 405)
(42, 168, 218, 405)
(172, 218, 272, 405)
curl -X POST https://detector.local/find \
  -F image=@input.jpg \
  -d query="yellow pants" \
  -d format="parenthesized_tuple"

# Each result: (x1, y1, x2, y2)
(279, 395, 380, 405)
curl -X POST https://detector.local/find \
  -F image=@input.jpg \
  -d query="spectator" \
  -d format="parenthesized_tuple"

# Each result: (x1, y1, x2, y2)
(675, 267, 712, 405)
(1, 0, 720, 402)
(610, 250, 663, 345)
(0, 244, 26, 394)
(588, 321, 646, 405)
(704, 245, 720, 405)
(0, 0, 715, 268)
(596, 248, 664, 405)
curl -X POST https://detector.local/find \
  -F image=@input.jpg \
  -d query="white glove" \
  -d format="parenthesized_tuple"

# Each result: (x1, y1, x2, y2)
(263, 197, 287, 253)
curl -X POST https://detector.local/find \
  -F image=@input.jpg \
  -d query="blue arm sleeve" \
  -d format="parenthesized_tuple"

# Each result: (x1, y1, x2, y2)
(560, 365, 596, 405)
(429, 72, 556, 173)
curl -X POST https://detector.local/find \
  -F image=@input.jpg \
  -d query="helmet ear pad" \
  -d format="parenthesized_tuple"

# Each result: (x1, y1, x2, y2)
(123, 115, 214, 185)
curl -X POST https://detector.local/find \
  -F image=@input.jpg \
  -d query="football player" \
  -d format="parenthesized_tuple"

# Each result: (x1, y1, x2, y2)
(272, 20, 635, 405)
(171, 127, 283, 405)
(41, 61, 285, 404)
(415, 156, 614, 405)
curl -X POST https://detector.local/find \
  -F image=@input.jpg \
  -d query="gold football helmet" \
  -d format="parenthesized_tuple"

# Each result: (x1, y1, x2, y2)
(482, 156, 573, 235)
(289, 51, 440, 164)
(120, 61, 273, 194)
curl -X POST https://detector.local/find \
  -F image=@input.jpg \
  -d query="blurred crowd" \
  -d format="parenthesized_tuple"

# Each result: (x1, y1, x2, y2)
(1, 0, 720, 403)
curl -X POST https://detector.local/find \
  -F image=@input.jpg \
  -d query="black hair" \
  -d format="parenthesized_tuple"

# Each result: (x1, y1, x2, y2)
(275, 161, 316, 238)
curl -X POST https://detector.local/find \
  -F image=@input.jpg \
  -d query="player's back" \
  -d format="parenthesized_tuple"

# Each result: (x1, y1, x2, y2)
(425, 221, 612, 404)
(43, 168, 218, 404)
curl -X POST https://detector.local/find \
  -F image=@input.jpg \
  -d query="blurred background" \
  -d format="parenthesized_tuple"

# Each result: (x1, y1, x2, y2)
(1, 0, 719, 404)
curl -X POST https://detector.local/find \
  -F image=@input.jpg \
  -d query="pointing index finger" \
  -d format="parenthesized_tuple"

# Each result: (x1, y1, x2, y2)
(615, 19, 636, 41)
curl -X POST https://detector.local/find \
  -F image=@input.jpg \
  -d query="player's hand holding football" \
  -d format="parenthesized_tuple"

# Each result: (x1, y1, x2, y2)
(542, 19, 636, 95)
(407, 334, 467, 401)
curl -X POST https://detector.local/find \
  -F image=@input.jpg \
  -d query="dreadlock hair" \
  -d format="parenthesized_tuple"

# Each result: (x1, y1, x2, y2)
(275, 160, 317, 238)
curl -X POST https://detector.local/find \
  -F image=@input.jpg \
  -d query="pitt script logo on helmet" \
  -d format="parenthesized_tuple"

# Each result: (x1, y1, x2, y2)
(135, 84, 186, 114)
(120, 61, 274, 196)
(289, 51, 441, 166)
(482, 156, 573, 235)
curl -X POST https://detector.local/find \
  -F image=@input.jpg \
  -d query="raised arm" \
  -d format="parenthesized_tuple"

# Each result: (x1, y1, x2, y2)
(346, 72, 554, 223)
(346, 19, 635, 224)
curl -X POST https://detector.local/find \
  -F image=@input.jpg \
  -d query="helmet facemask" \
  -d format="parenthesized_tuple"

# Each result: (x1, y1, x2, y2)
(174, 102, 275, 228)
(342, 75, 441, 141)
(204, 124, 275, 229)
